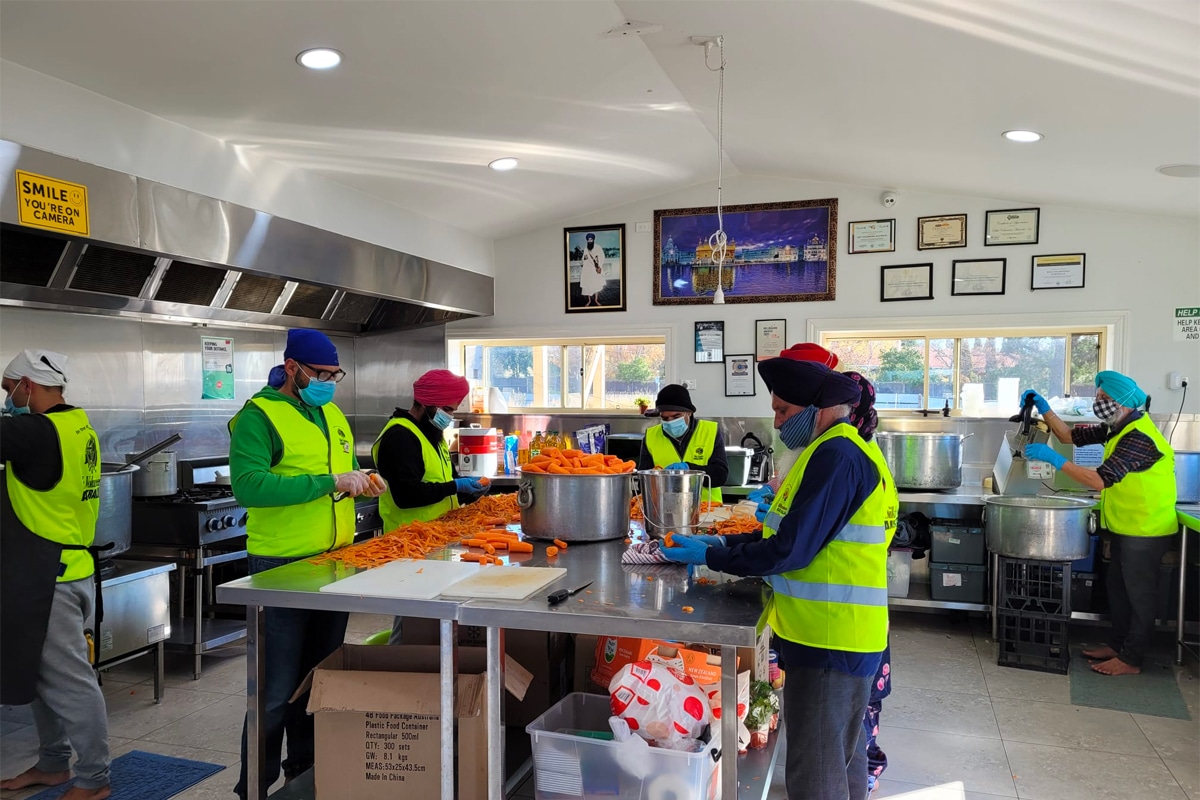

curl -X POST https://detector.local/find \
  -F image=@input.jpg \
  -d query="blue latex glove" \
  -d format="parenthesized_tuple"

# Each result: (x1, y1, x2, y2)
(747, 485, 775, 504)
(455, 477, 487, 495)
(660, 535, 710, 565)
(691, 534, 726, 547)
(755, 501, 772, 523)
(1024, 443, 1067, 470)
(1021, 389, 1051, 415)
(665, 462, 690, 471)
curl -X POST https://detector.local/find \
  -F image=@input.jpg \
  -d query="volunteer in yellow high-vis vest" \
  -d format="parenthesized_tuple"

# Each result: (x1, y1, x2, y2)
(661, 359, 888, 800)
(1, 350, 111, 800)
(230, 329, 386, 800)
(1024, 370, 1178, 677)
(636, 384, 728, 502)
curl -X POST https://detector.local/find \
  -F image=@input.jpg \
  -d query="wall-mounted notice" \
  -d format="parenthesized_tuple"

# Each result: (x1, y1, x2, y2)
(201, 337, 235, 400)
(1175, 307, 1199, 342)
(15, 170, 90, 236)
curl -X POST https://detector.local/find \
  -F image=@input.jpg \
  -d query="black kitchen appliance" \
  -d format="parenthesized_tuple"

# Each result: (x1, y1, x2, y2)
(741, 432, 774, 484)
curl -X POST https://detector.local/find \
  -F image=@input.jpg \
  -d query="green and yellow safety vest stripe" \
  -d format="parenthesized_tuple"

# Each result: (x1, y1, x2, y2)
(371, 416, 458, 530)
(761, 423, 890, 653)
(644, 419, 723, 503)
(5, 408, 101, 582)
(239, 397, 356, 557)
(1100, 414, 1178, 537)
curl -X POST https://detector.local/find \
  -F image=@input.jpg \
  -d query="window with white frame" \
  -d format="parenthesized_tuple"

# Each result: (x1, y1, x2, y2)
(820, 327, 1106, 415)
(449, 335, 668, 411)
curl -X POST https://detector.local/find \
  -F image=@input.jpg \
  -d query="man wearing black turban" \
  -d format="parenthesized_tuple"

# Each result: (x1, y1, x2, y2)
(663, 358, 891, 800)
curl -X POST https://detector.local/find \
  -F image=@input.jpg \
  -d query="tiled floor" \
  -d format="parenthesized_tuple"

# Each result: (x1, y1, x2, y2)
(2, 612, 1196, 800)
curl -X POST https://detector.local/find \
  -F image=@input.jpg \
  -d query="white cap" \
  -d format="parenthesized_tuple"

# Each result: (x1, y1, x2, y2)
(3, 349, 70, 387)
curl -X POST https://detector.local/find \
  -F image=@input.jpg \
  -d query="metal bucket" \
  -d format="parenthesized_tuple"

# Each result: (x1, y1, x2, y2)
(126, 450, 178, 497)
(875, 432, 972, 490)
(516, 470, 632, 541)
(983, 495, 1096, 561)
(97, 462, 137, 559)
(637, 469, 710, 539)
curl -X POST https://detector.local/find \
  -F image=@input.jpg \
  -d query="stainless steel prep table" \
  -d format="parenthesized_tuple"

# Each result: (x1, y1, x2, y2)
(216, 559, 465, 800)
(218, 541, 782, 800)
(457, 537, 782, 800)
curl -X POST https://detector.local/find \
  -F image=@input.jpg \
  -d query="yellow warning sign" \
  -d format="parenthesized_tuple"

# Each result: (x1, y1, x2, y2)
(15, 170, 89, 236)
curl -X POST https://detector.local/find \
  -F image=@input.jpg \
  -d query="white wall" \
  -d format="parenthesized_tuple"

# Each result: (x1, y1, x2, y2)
(452, 174, 1200, 417)
(0, 61, 494, 276)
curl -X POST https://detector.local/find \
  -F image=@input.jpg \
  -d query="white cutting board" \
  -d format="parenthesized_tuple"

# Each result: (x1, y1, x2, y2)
(319, 559, 481, 600)
(440, 566, 566, 600)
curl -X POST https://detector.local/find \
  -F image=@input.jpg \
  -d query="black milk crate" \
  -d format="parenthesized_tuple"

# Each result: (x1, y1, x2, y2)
(998, 557, 1073, 615)
(996, 610, 1070, 675)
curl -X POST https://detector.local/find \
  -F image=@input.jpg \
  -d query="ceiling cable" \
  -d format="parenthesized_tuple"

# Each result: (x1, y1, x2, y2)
(704, 37, 728, 304)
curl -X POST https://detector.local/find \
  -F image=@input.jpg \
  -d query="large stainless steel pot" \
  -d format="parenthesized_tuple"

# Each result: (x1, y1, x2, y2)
(875, 432, 972, 490)
(126, 450, 177, 497)
(983, 495, 1096, 561)
(97, 462, 136, 559)
(1176, 451, 1199, 504)
(516, 470, 632, 541)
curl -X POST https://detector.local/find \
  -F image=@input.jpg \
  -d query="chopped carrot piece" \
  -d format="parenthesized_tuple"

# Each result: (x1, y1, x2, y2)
(545, 546, 559, 557)
(552, 539, 568, 550)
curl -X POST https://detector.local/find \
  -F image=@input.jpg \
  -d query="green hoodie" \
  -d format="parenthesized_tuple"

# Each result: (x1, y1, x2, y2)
(228, 386, 358, 509)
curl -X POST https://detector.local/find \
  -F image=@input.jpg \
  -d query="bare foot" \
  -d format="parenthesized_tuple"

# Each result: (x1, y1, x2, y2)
(62, 786, 111, 800)
(1083, 645, 1119, 660)
(0, 766, 71, 790)
(1091, 657, 1141, 676)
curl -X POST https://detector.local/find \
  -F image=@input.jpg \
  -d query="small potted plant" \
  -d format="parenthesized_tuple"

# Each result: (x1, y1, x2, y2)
(634, 397, 650, 414)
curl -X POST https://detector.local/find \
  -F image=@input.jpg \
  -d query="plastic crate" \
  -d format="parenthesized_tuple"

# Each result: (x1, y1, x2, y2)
(929, 523, 986, 566)
(998, 557, 1073, 615)
(929, 563, 987, 603)
(526, 693, 721, 800)
(996, 610, 1070, 675)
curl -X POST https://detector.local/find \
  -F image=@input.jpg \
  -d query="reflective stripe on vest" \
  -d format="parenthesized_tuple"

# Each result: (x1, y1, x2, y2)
(1100, 415, 1178, 537)
(241, 398, 356, 557)
(644, 419, 723, 503)
(761, 422, 889, 653)
(371, 416, 458, 530)
(5, 408, 101, 582)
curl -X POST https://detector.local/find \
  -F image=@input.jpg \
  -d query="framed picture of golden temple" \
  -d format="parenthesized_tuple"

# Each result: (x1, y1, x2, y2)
(653, 198, 838, 306)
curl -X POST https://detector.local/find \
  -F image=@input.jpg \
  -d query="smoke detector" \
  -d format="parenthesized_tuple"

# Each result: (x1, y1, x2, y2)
(603, 20, 664, 38)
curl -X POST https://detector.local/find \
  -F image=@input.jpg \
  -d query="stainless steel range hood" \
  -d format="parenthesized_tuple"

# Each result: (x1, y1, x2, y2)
(0, 141, 493, 334)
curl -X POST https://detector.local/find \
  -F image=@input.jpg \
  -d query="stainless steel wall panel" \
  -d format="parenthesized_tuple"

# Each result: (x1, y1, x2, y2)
(0, 141, 139, 248)
(353, 326, 447, 459)
(0, 306, 144, 460)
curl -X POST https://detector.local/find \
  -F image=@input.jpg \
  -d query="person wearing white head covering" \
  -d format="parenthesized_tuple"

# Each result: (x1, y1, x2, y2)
(1, 350, 111, 799)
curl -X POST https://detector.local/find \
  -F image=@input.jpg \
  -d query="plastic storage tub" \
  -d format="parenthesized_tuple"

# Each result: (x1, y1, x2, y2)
(929, 563, 987, 603)
(929, 523, 986, 566)
(526, 692, 721, 800)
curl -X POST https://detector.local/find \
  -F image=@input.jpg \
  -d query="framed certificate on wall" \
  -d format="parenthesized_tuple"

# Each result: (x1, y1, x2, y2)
(755, 319, 787, 360)
(1031, 254, 1085, 290)
(695, 320, 725, 363)
(917, 214, 967, 250)
(848, 219, 895, 254)
(985, 208, 1039, 246)
(724, 354, 756, 397)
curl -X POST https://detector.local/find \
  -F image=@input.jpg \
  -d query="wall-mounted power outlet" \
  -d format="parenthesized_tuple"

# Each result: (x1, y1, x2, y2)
(1169, 372, 1188, 390)
(683, 379, 697, 390)
(635, 222, 651, 233)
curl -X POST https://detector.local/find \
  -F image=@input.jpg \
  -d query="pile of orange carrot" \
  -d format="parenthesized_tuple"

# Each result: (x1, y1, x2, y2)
(630, 496, 644, 520)
(520, 448, 636, 475)
(714, 516, 763, 535)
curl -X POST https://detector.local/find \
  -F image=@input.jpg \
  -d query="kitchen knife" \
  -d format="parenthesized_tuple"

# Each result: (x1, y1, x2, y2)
(547, 581, 593, 605)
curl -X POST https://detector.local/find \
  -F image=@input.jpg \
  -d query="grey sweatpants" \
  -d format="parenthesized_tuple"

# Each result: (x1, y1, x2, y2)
(784, 665, 873, 800)
(30, 579, 110, 789)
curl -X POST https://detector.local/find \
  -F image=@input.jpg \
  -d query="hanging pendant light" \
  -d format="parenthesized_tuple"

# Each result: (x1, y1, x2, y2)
(699, 37, 728, 304)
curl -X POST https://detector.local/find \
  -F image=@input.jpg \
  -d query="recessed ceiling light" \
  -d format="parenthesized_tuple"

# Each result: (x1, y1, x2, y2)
(1002, 130, 1043, 143)
(488, 158, 519, 172)
(1157, 164, 1200, 178)
(296, 48, 343, 70)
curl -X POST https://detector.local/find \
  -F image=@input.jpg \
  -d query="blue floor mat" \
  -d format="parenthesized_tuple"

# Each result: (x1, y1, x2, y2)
(1069, 648, 1192, 720)
(27, 750, 225, 800)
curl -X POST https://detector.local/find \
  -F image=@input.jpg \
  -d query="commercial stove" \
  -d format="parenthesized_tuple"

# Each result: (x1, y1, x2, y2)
(128, 458, 383, 678)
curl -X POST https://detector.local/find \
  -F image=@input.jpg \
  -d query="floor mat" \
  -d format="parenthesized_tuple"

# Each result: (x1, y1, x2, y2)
(27, 750, 225, 800)
(1069, 649, 1192, 720)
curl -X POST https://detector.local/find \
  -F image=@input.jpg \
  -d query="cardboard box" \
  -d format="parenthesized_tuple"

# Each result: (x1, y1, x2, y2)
(591, 637, 728, 688)
(398, 618, 569, 726)
(298, 645, 521, 800)
(572, 634, 603, 693)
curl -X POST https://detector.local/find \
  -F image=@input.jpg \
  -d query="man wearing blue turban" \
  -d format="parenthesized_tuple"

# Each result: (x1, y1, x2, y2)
(1023, 371, 1178, 676)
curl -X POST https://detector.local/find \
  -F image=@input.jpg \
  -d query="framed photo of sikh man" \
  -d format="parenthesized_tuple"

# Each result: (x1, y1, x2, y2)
(565, 224, 627, 313)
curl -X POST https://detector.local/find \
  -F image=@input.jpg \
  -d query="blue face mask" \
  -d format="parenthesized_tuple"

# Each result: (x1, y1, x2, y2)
(430, 408, 454, 430)
(662, 416, 689, 438)
(298, 378, 336, 407)
(779, 406, 819, 450)
(4, 386, 30, 416)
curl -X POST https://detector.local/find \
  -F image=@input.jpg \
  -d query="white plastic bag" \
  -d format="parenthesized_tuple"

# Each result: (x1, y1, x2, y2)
(608, 659, 711, 745)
